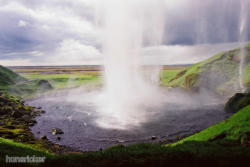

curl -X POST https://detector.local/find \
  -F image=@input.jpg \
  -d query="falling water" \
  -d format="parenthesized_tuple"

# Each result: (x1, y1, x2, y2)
(96, 0, 165, 129)
(239, 0, 249, 92)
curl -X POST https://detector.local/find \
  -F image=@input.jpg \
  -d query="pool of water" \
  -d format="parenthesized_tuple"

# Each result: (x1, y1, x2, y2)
(27, 89, 230, 151)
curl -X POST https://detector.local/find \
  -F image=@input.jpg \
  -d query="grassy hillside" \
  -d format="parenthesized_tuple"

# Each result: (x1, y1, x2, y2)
(0, 66, 53, 98)
(174, 105, 250, 146)
(0, 137, 52, 165)
(163, 43, 250, 96)
(0, 65, 26, 87)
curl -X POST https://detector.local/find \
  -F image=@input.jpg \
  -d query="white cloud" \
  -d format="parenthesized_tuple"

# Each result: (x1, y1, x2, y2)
(48, 39, 102, 65)
(17, 20, 27, 27)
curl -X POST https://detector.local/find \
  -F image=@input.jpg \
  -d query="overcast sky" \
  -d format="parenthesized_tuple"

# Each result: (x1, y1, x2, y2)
(0, 0, 249, 66)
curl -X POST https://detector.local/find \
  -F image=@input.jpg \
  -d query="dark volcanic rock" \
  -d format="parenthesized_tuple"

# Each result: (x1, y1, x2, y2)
(225, 93, 250, 113)
(11, 110, 24, 118)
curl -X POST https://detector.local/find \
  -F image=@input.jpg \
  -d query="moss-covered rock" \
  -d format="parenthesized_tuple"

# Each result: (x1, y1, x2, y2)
(224, 93, 250, 112)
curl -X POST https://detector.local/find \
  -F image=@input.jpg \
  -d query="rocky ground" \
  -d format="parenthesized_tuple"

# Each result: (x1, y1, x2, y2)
(0, 92, 76, 153)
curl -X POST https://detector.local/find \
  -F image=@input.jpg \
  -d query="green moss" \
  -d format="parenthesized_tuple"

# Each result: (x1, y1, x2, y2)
(159, 69, 181, 86)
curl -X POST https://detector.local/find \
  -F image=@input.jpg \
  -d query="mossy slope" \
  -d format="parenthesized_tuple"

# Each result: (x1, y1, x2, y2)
(165, 43, 250, 96)
(0, 65, 53, 98)
(0, 65, 26, 87)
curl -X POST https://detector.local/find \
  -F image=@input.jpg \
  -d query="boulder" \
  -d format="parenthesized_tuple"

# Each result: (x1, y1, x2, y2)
(41, 135, 48, 140)
(37, 80, 53, 90)
(151, 136, 157, 140)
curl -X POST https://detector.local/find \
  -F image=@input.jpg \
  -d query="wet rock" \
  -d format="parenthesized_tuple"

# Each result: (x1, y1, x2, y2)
(3, 125, 16, 129)
(151, 136, 157, 140)
(25, 119, 37, 126)
(11, 110, 24, 118)
(41, 135, 48, 140)
(0, 96, 9, 103)
(52, 128, 64, 135)
(28, 122, 35, 126)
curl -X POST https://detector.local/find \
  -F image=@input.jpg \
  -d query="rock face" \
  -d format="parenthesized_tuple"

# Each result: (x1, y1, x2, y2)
(225, 93, 250, 113)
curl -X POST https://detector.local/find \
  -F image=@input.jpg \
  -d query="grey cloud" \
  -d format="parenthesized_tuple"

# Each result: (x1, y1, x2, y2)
(162, 0, 249, 45)
(0, 0, 249, 65)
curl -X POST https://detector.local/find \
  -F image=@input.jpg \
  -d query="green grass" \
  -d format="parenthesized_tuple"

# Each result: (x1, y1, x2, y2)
(22, 73, 102, 89)
(160, 69, 181, 86)
(174, 105, 250, 145)
(0, 137, 52, 165)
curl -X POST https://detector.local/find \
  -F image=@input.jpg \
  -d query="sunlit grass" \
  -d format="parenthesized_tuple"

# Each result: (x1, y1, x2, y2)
(22, 73, 102, 89)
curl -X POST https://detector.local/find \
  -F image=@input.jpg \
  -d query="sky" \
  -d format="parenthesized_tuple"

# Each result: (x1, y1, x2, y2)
(0, 0, 249, 66)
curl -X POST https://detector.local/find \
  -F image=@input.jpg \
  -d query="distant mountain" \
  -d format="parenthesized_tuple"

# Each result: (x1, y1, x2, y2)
(164, 42, 250, 96)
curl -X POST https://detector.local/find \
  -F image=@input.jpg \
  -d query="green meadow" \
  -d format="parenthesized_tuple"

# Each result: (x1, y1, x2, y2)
(22, 73, 101, 89)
